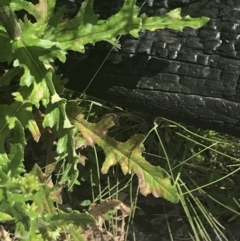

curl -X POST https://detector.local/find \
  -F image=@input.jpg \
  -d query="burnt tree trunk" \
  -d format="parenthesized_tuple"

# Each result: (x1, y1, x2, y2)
(59, 0, 240, 136)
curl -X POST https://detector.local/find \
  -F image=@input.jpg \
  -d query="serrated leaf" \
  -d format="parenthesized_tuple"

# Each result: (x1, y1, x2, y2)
(21, 0, 56, 24)
(0, 1, 81, 190)
(101, 134, 178, 202)
(70, 112, 116, 147)
(43, 0, 140, 53)
(9, 0, 29, 10)
(141, 8, 209, 31)
(63, 0, 99, 30)
(70, 109, 178, 203)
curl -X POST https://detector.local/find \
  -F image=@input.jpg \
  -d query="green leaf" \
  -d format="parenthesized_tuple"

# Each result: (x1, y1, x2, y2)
(0, 201, 32, 238)
(70, 108, 179, 203)
(102, 134, 179, 202)
(141, 8, 210, 31)
(31, 164, 57, 214)
(64, 0, 99, 29)
(0, 28, 12, 63)
(7, 120, 26, 174)
(0, 0, 28, 9)
(43, 102, 61, 129)
(53, 0, 141, 51)
(22, 0, 56, 24)
(50, 211, 96, 227)
(0, 101, 34, 170)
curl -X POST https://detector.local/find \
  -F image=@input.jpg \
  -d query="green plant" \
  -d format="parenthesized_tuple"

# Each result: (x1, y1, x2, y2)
(0, 0, 209, 239)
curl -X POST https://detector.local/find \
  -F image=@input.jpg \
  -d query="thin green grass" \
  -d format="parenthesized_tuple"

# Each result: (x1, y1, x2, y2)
(68, 96, 240, 241)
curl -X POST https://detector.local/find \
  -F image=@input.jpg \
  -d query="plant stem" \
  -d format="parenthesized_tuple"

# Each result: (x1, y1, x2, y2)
(0, 6, 22, 39)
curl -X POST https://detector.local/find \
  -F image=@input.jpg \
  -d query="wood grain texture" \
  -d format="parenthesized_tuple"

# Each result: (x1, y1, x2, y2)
(58, 0, 240, 136)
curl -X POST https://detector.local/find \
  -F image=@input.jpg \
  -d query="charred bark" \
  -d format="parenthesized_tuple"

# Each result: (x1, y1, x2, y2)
(59, 0, 240, 136)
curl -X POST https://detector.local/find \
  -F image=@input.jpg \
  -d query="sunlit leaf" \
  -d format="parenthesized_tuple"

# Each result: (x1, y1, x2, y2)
(141, 8, 209, 31)
(70, 108, 179, 203)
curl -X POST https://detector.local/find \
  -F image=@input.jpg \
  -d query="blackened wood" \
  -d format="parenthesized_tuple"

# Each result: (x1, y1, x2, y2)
(59, 0, 240, 136)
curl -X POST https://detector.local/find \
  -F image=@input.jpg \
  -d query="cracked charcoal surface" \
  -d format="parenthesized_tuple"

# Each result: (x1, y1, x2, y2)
(60, 0, 240, 137)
